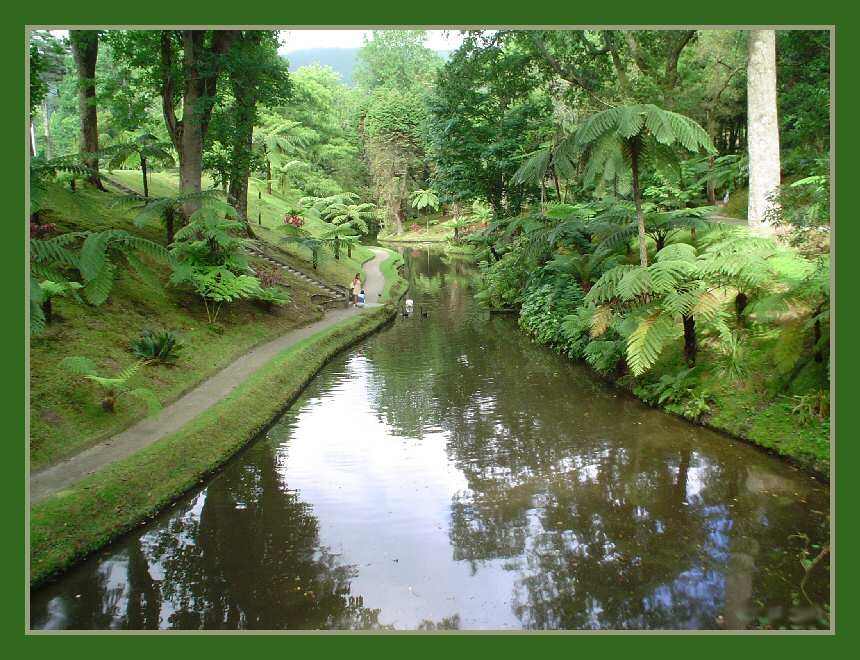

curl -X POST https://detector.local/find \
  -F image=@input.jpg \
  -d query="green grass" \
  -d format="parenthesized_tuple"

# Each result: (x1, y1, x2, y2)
(30, 305, 398, 586)
(379, 248, 407, 303)
(378, 212, 454, 243)
(108, 169, 375, 287)
(721, 187, 749, 220)
(31, 182, 346, 469)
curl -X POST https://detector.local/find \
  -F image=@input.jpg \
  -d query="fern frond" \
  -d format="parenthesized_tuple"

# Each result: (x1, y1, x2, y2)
(627, 312, 676, 376)
(590, 305, 613, 337)
(82, 261, 116, 305)
(60, 356, 98, 376)
(586, 264, 637, 304)
(126, 388, 162, 414)
(616, 268, 654, 300)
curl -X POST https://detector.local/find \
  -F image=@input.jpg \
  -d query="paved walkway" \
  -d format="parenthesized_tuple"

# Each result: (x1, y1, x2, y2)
(30, 247, 390, 504)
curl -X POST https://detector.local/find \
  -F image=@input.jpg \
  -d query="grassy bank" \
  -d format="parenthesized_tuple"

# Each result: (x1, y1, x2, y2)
(378, 212, 453, 243)
(379, 249, 407, 303)
(624, 333, 828, 476)
(31, 184, 338, 470)
(517, 313, 829, 476)
(31, 303, 400, 586)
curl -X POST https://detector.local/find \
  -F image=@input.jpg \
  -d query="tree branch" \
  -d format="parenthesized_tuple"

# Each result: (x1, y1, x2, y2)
(529, 32, 614, 108)
(622, 31, 651, 74)
(665, 30, 697, 89)
(160, 31, 180, 151)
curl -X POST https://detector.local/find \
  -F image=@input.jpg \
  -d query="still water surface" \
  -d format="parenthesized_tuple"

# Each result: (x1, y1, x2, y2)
(31, 247, 830, 630)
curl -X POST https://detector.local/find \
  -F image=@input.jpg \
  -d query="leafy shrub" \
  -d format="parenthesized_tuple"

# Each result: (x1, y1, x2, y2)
(583, 339, 627, 376)
(519, 278, 584, 347)
(255, 265, 287, 289)
(475, 247, 532, 310)
(131, 329, 183, 365)
(561, 305, 595, 359)
(634, 367, 700, 407)
(170, 207, 288, 323)
(681, 390, 713, 422)
(788, 390, 829, 425)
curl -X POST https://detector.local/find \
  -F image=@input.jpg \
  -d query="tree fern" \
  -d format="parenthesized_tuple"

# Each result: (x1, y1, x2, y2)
(576, 103, 715, 266)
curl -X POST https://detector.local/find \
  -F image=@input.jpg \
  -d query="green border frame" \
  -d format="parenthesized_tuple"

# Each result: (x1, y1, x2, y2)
(3, 0, 853, 652)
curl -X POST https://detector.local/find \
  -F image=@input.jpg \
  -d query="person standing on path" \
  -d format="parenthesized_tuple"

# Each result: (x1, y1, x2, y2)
(351, 273, 361, 307)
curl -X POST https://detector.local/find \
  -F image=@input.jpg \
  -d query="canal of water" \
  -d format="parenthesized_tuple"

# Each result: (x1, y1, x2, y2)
(31, 246, 830, 630)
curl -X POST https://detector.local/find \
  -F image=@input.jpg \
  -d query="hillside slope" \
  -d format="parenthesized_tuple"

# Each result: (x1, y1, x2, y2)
(30, 178, 367, 470)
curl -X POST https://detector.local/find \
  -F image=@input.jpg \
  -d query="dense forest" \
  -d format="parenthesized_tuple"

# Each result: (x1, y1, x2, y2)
(28, 28, 830, 471)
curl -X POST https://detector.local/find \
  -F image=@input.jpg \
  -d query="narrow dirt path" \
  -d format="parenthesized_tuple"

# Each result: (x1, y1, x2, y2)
(30, 247, 391, 504)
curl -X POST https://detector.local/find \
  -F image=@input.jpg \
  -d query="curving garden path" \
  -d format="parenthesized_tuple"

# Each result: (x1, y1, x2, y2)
(30, 247, 390, 504)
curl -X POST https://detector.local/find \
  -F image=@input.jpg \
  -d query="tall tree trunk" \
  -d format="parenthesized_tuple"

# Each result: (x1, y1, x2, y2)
(266, 158, 272, 195)
(29, 118, 36, 157)
(226, 32, 263, 238)
(69, 30, 105, 190)
(683, 315, 697, 366)
(706, 113, 717, 205)
(551, 165, 562, 201)
(141, 155, 149, 198)
(178, 31, 205, 217)
(746, 30, 781, 233)
(42, 99, 52, 160)
(161, 30, 237, 218)
(630, 140, 649, 267)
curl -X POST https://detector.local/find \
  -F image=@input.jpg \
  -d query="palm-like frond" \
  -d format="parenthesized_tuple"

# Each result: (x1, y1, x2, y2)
(626, 312, 676, 376)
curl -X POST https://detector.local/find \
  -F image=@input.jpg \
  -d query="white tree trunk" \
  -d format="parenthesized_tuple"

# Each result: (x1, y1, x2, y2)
(746, 30, 781, 233)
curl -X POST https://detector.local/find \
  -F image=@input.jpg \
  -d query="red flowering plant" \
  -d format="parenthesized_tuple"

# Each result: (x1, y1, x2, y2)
(409, 223, 422, 233)
(30, 222, 57, 238)
(283, 208, 305, 229)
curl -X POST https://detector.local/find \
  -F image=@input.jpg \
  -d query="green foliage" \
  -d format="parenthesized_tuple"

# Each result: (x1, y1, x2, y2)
(169, 206, 286, 324)
(321, 201, 376, 233)
(409, 188, 440, 212)
(519, 277, 585, 347)
(29, 226, 168, 333)
(77, 229, 169, 305)
(130, 328, 184, 365)
(60, 356, 161, 414)
(634, 367, 700, 407)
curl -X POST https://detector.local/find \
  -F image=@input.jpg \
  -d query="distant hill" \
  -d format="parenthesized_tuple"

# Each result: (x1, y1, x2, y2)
(284, 48, 455, 86)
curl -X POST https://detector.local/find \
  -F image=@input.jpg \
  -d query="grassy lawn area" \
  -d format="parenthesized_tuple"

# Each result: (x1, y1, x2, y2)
(379, 211, 454, 242)
(30, 182, 350, 470)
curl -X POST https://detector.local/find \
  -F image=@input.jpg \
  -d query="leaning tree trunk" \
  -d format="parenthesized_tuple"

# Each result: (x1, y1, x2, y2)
(746, 30, 781, 233)
(683, 315, 697, 367)
(630, 140, 649, 267)
(69, 30, 105, 190)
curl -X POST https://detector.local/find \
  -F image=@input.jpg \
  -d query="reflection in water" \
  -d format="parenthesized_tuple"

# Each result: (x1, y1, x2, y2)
(31, 247, 830, 630)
